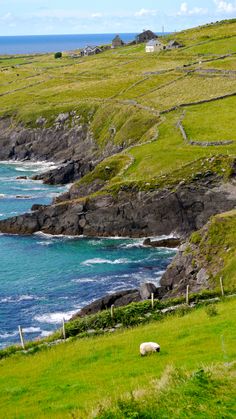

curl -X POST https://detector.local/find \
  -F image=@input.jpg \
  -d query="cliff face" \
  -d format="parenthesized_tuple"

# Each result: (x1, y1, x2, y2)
(0, 177, 235, 238)
(0, 115, 123, 184)
(160, 210, 236, 297)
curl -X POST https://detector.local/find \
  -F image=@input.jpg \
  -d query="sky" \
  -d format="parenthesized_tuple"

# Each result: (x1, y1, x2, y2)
(0, 0, 236, 36)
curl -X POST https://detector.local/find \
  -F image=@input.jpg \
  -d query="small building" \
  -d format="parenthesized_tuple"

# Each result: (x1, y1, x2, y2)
(166, 40, 183, 50)
(136, 30, 157, 44)
(146, 39, 164, 53)
(112, 35, 125, 49)
(81, 46, 102, 56)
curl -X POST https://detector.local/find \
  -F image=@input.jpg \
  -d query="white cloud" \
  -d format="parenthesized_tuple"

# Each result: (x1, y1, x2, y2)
(177, 2, 208, 16)
(91, 13, 103, 18)
(135, 8, 158, 17)
(214, 0, 236, 13)
(0, 12, 13, 21)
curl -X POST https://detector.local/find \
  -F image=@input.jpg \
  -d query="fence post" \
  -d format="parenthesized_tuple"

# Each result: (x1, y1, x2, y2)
(220, 277, 224, 297)
(111, 304, 115, 319)
(18, 325, 25, 350)
(186, 285, 189, 305)
(151, 293, 154, 309)
(62, 318, 66, 340)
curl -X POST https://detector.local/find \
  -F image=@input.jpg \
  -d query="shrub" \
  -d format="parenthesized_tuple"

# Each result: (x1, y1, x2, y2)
(54, 52, 62, 59)
(205, 304, 218, 317)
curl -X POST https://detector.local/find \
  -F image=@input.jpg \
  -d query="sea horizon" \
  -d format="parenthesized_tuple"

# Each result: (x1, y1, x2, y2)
(0, 32, 169, 55)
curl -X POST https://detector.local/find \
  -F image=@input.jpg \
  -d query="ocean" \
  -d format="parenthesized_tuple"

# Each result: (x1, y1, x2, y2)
(0, 33, 139, 55)
(0, 162, 176, 348)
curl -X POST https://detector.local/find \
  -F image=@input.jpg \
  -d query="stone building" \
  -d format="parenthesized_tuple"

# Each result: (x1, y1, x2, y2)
(146, 39, 164, 53)
(112, 35, 125, 48)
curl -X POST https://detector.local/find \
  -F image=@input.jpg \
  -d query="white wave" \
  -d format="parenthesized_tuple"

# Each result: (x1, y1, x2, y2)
(72, 277, 95, 284)
(41, 330, 53, 338)
(36, 240, 55, 246)
(118, 240, 144, 249)
(23, 327, 41, 334)
(34, 309, 79, 324)
(0, 160, 59, 173)
(0, 295, 40, 304)
(34, 231, 82, 240)
(0, 331, 18, 339)
(0, 194, 5, 198)
(81, 258, 130, 266)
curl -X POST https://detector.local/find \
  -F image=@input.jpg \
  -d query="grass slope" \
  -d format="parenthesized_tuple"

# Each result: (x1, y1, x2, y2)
(190, 210, 236, 288)
(0, 298, 235, 418)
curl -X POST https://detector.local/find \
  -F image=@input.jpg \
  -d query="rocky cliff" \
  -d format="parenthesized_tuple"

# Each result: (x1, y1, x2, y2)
(0, 174, 235, 238)
(160, 209, 236, 297)
(0, 113, 123, 184)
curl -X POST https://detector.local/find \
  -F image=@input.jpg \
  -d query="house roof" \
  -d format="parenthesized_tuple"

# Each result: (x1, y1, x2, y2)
(168, 40, 181, 46)
(136, 30, 157, 40)
(146, 39, 162, 46)
(112, 35, 122, 42)
(83, 45, 100, 51)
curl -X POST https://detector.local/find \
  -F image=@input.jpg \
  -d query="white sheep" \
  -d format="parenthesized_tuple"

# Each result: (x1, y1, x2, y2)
(140, 342, 160, 356)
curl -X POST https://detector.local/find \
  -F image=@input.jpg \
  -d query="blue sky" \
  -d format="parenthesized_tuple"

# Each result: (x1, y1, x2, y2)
(0, 1, 236, 36)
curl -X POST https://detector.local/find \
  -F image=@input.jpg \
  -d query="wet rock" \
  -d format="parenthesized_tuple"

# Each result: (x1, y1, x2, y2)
(143, 237, 181, 248)
(71, 289, 141, 318)
(140, 283, 157, 300)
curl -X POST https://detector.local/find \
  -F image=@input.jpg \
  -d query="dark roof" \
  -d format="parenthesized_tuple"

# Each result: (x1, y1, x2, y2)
(168, 40, 182, 47)
(112, 35, 124, 46)
(136, 30, 157, 42)
(112, 35, 122, 42)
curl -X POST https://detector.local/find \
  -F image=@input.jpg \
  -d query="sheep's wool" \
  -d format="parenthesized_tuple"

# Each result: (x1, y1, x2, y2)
(140, 342, 160, 356)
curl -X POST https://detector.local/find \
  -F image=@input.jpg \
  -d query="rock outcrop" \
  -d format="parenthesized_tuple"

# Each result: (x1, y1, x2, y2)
(160, 210, 236, 298)
(0, 115, 123, 185)
(143, 237, 181, 248)
(71, 282, 169, 318)
(0, 177, 236, 238)
(72, 289, 141, 318)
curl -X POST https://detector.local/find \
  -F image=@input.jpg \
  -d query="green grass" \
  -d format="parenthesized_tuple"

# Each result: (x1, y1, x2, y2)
(0, 298, 235, 418)
(183, 96, 236, 142)
(190, 210, 236, 288)
(96, 363, 236, 418)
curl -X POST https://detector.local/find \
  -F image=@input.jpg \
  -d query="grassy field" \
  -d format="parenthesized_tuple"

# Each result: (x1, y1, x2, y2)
(0, 297, 235, 418)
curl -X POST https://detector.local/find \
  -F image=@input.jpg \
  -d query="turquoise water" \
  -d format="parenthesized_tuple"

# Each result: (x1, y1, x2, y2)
(0, 162, 176, 348)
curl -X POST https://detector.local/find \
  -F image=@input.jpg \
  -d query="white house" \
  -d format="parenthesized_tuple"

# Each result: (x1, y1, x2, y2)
(81, 46, 102, 56)
(145, 39, 164, 53)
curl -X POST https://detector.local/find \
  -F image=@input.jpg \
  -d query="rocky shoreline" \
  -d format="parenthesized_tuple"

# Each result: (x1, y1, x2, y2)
(1, 115, 236, 305)
(0, 113, 123, 185)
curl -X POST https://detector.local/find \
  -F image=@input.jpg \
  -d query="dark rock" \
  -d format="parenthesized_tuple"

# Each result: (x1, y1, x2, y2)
(0, 117, 125, 185)
(31, 204, 48, 211)
(0, 178, 236, 238)
(16, 176, 27, 180)
(143, 237, 181, 248)
(36, 117, 47, 126)
(140, 283, 157, 300)
(72, 289, 141, 318)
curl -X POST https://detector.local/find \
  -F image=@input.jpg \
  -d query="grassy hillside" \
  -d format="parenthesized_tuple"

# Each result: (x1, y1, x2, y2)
(1, 19, 236, 193)
(190, 210, 236, 288)
(0, 297, 235, 418)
